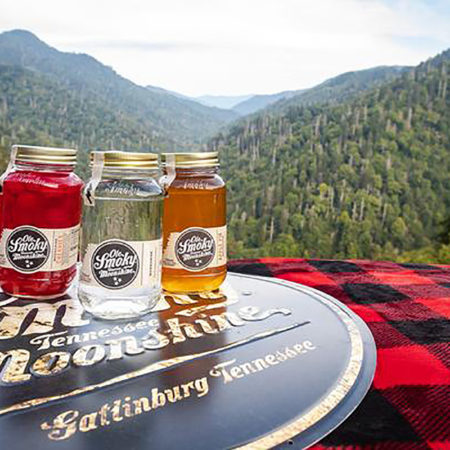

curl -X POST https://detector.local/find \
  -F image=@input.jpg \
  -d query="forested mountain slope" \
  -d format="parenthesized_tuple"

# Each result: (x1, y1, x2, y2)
(0, 64, 159, 175)
(213, 50, 450, 260)
(231, 66, 408, 116)
(272, 66, 409, 112)
(0, 29, 236, 163)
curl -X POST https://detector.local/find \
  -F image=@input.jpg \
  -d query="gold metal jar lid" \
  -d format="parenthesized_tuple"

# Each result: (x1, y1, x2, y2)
(90, 151, 158, 169)
(13, 145, 77, 166)
(160, 152, 219, 168)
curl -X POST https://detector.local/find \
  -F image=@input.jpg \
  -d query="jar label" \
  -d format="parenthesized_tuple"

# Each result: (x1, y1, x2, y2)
(163, 225, 227, 271)
(0, 225, 80, 273)
(81, 239, 162, 290)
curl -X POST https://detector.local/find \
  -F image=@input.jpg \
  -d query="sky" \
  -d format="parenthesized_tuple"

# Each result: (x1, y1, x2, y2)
(0, 0, 449, 97)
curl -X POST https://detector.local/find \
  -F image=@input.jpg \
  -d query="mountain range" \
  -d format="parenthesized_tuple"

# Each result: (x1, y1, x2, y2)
(0, 29, 412, 157)
(212, 49, 450, 261)
(0, 29, 448, 262)
(0, 29, 237, 154)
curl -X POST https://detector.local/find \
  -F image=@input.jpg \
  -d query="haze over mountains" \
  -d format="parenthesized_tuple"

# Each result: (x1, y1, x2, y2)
(195, 95, 253, 110)
(190, 67, 409, 115)
(230, 90, 303, 115)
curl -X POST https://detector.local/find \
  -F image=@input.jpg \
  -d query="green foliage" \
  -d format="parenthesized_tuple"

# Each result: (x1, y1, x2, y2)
(213, 50, 450, 264)
(397, 245, 450, 265)
(437, 216, 450, 245)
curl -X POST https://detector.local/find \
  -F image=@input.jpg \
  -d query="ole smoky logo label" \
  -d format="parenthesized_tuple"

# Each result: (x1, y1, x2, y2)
(6, 227, 50, 272)
(175, 228, 215, 270)
(91, 240, 139, 289)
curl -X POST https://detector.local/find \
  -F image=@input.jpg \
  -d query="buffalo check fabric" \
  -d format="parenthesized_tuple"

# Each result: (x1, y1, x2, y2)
(228, 258, 450, 450)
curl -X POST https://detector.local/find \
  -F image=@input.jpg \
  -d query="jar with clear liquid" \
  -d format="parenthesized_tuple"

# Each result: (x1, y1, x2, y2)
(78, 151, 163, 320)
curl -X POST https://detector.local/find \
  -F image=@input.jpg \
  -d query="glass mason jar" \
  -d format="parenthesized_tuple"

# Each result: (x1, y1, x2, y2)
(79, 151, 163, 320)
(160, 152, 227, 293)
(0, 145, 83, 299)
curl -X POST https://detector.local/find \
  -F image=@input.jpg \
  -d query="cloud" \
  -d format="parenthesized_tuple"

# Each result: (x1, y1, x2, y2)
(65, 40, 207, 52)
(0, 0, 448, 96)
(389, 35, 448, 52)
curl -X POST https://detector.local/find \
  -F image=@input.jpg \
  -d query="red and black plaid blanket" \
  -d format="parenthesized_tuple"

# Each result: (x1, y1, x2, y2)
(228, 258, 450, 450)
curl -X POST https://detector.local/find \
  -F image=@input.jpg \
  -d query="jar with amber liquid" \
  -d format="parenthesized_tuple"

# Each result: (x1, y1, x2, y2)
(160, 152, 226, 293)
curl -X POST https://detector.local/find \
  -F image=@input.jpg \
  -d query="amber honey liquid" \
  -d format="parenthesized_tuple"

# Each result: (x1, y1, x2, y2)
(162, 170, 226, 293)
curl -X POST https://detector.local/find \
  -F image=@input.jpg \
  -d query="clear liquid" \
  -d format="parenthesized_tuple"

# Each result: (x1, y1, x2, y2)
(79, 191, 163, 320)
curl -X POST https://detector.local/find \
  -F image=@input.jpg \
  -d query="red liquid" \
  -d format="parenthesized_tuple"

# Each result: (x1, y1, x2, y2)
(0, 166, 83, 299)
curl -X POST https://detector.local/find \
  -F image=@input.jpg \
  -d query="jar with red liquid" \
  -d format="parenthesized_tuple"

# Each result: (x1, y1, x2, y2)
(0, 145, 83, 299)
